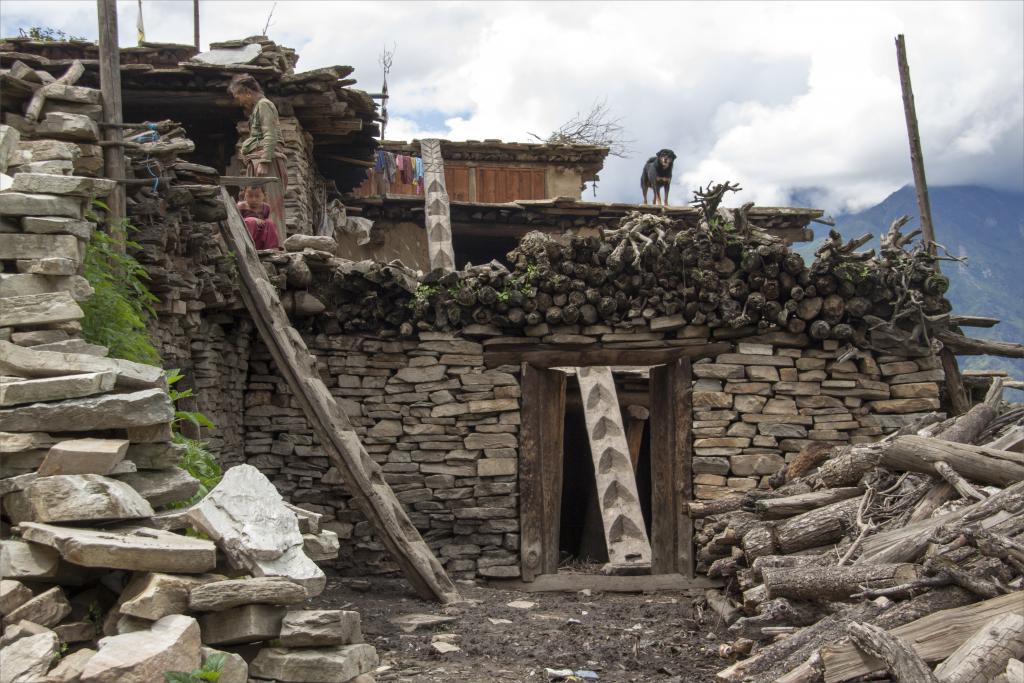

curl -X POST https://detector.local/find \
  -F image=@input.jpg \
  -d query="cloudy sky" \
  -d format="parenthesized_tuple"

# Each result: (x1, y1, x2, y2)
(2, 1, 1022, 211)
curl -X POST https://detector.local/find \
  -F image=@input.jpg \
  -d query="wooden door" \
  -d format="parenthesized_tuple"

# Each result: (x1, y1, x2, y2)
(444, 166, 471, 202)
(477, 166, 547, 203)
(519, 363, 567, 581)
(649, 358, 694, 576)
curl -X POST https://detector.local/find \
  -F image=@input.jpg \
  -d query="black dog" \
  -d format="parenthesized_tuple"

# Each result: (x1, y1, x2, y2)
(641, 149, 677, 205)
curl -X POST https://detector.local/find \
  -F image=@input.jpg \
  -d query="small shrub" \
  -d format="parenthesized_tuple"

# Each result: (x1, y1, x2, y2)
(165, 652, 226, 683)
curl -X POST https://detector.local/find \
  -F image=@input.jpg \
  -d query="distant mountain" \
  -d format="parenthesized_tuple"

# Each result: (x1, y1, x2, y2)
(833, 185, 1024, 388)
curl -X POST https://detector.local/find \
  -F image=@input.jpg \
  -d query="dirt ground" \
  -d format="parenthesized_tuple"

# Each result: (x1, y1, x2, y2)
(311, 573, 729, 683)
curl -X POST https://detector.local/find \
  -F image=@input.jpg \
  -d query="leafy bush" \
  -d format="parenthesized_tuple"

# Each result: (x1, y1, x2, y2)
(167, 370, 221, 508)
(80, 215, 161, 365)
(165, 653, 226, 683)
(17, 26, 89, 42)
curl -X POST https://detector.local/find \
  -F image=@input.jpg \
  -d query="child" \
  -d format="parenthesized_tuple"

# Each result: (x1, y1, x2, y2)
(237, 185, 280, 250)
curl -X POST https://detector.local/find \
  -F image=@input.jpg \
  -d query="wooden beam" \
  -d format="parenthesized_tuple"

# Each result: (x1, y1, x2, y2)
(650, 358, 694, 577)
(97, 0, 126, 229)
(937, 330, 1024, 358)
(895, 34, 936, 255)
(193, 0, 200, 51)
(484, 343, 728, 369)
(487, 572, 720, 594)
(217, 188, 458, 604)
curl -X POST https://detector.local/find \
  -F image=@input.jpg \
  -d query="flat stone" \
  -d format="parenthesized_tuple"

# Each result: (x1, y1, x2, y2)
(758, 423, 808, 438)
(37, 438, 129, 476)
(0, 620, 51, 648)
(889, 382, 940, 399)
(869, 398, 940, 414)
(0, 539, 60, 579)
(4, 474, 153, 524)
(477, 458, 516, 477)
(0, 340, 164, 389)
(389, 613, 458, 633)
(125, 441, 184, 469)
(186, 465, 325, 596)
(199, 604, 285, 646)
(36, 112, 99, 142)
(18, 256, 80, 275)
(0, 371, 115, 408)
(0, 472, 37, 496)
(10, 173, 115, 197)
(53, 620, 97, 643)
(119, 573, 213, 621)
(302, 529, 340, 561)
(887, 369, 944, 385)
(0, 630, 59, 683)
(250, 643, 378, 683)
(115, 468, 199, 507)
(736, 342, 773, 355)
(13, 139, 81, 163)
(468, 398, 518, 413)
(9, 329, 68, 346)
(18, 522, 217, 573)
(0, 124, 19, 174)
(692, 456, 730, 475)
(773, 382, 821, 396)
(0, 580, 33, 615)
(43, 647, 96, 682)
(464, 432, 516, 449)
(693, 391, 732, 409)
(0, 273, 93, 301)
(187, 576, 307, 612)
(21, 216, 95, 239)
(8, 159, 74, 175)
(200, 647, 247, 683)
(0, 388, 173, 432)
(0, 292, 83, 327)
(693, 363, 745, 380)
(2, 586, 71, 629)
(716, 353, 793, 367)
(0, 193, 83, 218)
(649, 314, 686, 332)
(283, 234, 337, 252)
(80, 614, 201, 683)
(394, 365, 447, 384)
(730, 453, 785, 476)
(278, 610, 362, 647)
(0, 431, 52, 454)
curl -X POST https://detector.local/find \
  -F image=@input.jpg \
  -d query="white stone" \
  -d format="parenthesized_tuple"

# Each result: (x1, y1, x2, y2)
(0, 340, 163, 389)
(0, 539, 59, 580)
(186, 465, 325, 596)
(0, 193, 83, 218)
(5, 474, 154, 524)
(278, 610, 362, 647)
(10, 173, 114, 197)
(249, 643, 378, 683)
(283, 234, 337, 253)
(0, 388, 174, 432)
(115, 468, 199, 507)
(21, 217, 95, 239)
(0, 630, 59, 683)
(36, 113, 99, 142)
(0, 292, 83, 327)
(37, 438, 129, 476)
(302, 529, 340, 561)
(118, 573, 214, 621)
(80, 614, 202, 683)
(0, 273, 93, 301)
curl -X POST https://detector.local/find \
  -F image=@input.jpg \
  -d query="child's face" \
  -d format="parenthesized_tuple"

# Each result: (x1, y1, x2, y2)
(245, 189, 265, 207)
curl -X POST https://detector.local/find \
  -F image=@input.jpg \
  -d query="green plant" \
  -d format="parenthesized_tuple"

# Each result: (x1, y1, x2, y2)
(167, 369, 216, 431)
(81, 205, 161, 365)
(165, 653, 226, 683)
(17, 26, 89, 42)
(165, 370, 221, 508)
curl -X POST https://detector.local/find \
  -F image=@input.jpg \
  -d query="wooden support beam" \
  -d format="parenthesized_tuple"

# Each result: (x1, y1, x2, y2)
(483, 342, 729, 369)
(193, 0, 200, 51)
(895, 34, 936, 255)
(217, 188, 458, 603)
(97, 0, 126, 229)
(937, 330, 1024, 358)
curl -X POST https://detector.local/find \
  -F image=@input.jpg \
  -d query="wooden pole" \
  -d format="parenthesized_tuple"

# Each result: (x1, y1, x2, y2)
(895, 34, 936, 256)
(193, 0, 200, 51)
(895, 34, 969, 416)
(97, 0, 126, 235)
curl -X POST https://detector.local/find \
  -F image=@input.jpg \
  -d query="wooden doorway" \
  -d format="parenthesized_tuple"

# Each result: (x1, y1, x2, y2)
(518, 356, 694, 582)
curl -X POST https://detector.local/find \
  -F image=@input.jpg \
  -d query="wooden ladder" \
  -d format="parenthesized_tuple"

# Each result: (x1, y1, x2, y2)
(576, 366, 652, 574)
(218, 188, 458, 603)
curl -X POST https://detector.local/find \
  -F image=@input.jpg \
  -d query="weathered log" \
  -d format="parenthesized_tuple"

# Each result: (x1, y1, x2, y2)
(729, 598, 828, 640)
(750, 554, 829, 582)
(847, 621, 938, 683)
(820, 592, 1023, 683)
(923, 556, 1003, 599)
(741, 496, 860, 560)
(751, 487, 863, 518)
(933, 614, 1024, 683)
(933, 461, 985, 501)
(909, 482, 956, 523)
(881, 435, 1024, 487)
(936, 329, 1024, 358)
(817, 444, 883, 487)
(763, 564, 921, 602)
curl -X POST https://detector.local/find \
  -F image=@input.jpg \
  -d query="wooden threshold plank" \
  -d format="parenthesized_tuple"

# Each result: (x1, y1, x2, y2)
(488, 572, 720, 593)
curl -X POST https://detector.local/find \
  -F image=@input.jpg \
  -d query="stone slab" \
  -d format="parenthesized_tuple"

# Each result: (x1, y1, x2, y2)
(0, 273, 93, 301)
(0, 579, 33, 615)
(188, 576, 307, 612)
(5, 474, 154, 524)
(0, 340, 164, 388)
(199, 604, 285, 645)
(0, 630, 59, 683)
(0, 292, 83, 327)
(114, 468, 199, 508)
(125, 441, 185, 469)
(0, 371, 114, 407)
(119, 572, 215, 621)
(21, 216, 95, 239)
(18, 522, 217, 574)
(302, 530, 340, 561)
(2, 586, 70, 629)
(249, 643, 379, 683)
(0, 388, 173, 432)
(278, 610, 362, 647)
(80, 614, 201, 683)
(37, 438, 129, 476)
(0, 539, 60, 580)
(11, 173, 115, 197)
(0, 193, 83, 218)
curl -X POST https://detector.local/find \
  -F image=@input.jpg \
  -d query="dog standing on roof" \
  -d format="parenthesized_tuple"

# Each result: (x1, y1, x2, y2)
(640, 149, 677, 206)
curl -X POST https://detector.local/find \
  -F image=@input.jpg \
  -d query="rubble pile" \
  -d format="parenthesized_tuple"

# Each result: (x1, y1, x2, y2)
(0, 97, 377, 683)
(699, 381, 1024, 682)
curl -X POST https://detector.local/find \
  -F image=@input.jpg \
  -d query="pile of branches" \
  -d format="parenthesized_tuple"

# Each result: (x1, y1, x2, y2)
(292, 183, 953, 349)
(698, 380, 1024, 682)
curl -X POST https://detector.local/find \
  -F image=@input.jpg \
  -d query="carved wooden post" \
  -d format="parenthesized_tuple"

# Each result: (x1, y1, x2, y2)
(420, 138, 456, 272)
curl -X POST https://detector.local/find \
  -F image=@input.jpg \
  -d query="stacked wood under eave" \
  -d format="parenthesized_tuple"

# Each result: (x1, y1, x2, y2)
(701, 381, 1024, 682)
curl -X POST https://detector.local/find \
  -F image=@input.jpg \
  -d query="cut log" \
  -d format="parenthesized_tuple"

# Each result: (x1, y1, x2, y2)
(933, 613, 1024, 683)
(909, 482, 956, 523)
(820, 592, 1023, 682)
(218, 190, 457, 604)
(847, 621, 938, 683)
(750, 555, 829, 581)
(880, 435, 1024, 487)
(751, 488, 863, 518)
(817, 445, 883, 487)
(763, 564, 921, 602)
(936, 329, 1024, 358)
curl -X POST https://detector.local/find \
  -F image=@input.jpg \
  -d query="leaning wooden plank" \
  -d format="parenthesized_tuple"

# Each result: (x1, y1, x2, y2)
(218, 189, 457, 603)
(576, 366, 652, 574)
(820, 592, 1023, 682)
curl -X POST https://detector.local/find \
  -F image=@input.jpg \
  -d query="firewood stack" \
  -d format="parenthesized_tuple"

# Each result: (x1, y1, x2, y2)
(279, 183, 952, 350)
(699, 379, 1024, 682)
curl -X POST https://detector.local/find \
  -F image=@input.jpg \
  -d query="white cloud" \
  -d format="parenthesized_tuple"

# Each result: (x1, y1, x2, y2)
(2, 0, 1021, 213)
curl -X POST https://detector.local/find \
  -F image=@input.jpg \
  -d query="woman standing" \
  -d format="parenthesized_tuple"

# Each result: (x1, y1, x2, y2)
(228, 74, 288, 244)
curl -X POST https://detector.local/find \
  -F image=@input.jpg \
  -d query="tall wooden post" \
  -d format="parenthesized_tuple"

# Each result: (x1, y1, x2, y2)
(97, 0, 126, 231)
(193, 0, 200, 51)
(895, 34, 969, 415)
